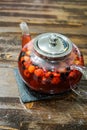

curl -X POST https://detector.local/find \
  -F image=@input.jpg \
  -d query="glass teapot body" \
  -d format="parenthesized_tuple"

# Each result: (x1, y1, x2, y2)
(18, 33, 84, 94)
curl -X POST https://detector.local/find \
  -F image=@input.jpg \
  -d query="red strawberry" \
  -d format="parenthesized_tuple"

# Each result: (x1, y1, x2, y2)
(24, 69, 30, 77)
(34, 69, 44, 77)
(51, 77, 60, 84)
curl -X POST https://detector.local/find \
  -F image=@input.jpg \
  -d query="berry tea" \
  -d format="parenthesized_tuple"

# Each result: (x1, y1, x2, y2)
(18, 41, 84, 94)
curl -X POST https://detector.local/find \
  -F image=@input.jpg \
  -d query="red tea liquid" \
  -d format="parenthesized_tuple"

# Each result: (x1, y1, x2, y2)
(18, 43, 84, 94)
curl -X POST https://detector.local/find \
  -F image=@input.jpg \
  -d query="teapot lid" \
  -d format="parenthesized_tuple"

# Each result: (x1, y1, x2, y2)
(34, 33, 72, 58)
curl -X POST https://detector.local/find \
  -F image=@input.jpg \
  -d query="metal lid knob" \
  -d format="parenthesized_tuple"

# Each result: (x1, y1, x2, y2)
(49, 34, 58, 47)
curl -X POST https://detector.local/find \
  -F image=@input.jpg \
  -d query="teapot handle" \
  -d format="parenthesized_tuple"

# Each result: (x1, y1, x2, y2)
(70, 65, 87, 99)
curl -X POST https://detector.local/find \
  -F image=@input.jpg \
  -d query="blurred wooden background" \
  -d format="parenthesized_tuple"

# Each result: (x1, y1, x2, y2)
(0, 0, 87, 130)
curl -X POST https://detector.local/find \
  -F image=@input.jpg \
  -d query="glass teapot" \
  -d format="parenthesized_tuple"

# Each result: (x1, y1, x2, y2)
(18, 22, 87, 97)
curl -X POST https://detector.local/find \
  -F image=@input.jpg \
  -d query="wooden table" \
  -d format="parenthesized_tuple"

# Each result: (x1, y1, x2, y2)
(0, 0, 87, 129)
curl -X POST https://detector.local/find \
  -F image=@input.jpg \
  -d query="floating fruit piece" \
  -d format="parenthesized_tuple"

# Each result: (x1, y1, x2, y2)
(75, 56, 79, 60)
(34, 69, 44, 77)
(68, 70, 77, 79)
(24, 69, 30, 77)
(68, 70, 81, 85)
(75, 60, 81, 65)
(79, 57, 84, 65)
(20, 57, 24, 63)
(42, 77, 47, 84)
(51, 77, 60, 84)
(74, 59, 81, 65)
(53, 72, 60, 77)
(24, 56, 30, 61)
(26, 51, 31, 56)
(24, 61, 30, 68)
(35, 66, 39, 69)
(28, 65, 35, 73)
(45, 71, 51, 78)
(59, 67, 66, 73)
(22, 47, 28, 52)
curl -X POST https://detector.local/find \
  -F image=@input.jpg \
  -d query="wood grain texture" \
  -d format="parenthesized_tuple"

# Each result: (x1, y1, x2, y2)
(0, 0, 87, 65)
(0, 0, 87, 130)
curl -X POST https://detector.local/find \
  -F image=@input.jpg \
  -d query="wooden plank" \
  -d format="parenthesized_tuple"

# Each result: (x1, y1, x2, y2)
(0, 68, 87, 130)
(20, 121, 87, 130)
(0, 25, 87, 36)
(0, 0, 87, 5)
(0, 68, 19, 98)
(0, 16, 85, 26)
(0, 3, 87, 11)
(0, 0, 87, 129)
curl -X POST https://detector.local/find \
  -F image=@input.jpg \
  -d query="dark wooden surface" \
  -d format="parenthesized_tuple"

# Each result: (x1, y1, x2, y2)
(0, 0, 87, 130)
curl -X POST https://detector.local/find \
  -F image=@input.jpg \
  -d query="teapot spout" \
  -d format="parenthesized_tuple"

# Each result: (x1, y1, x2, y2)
(20, 22, 31, 48)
